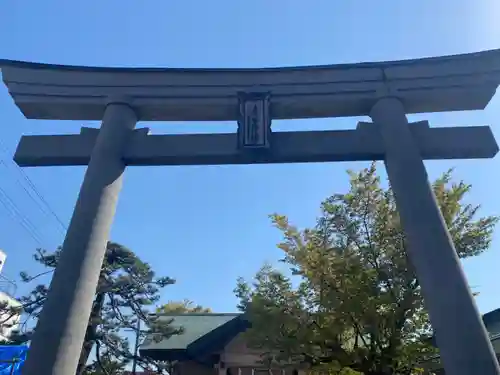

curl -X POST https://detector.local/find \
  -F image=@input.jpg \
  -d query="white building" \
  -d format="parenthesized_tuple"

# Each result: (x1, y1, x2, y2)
(0, 250, 21, 342)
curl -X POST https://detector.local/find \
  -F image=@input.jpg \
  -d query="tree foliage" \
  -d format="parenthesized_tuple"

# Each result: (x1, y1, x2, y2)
(1, 242, 180, 375)
(235, 163, 497, 375)
(157, 299, 212, 314)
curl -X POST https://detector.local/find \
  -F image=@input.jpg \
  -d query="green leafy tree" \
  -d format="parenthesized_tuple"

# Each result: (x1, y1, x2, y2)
(157, 299, 212, 314)
(235, 163, 497, 375)
(0, 242, 180, 375)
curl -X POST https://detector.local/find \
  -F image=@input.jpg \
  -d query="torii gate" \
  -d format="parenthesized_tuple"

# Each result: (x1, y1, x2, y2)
(1, 49, 500, 375)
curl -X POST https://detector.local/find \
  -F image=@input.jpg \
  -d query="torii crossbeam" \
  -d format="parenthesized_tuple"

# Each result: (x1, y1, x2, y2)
(13, 122, 499, 167)
(2, 49, 500, 375)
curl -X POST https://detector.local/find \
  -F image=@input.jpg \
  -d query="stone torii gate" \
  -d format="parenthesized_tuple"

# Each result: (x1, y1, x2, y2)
(1, 49, 500, 375)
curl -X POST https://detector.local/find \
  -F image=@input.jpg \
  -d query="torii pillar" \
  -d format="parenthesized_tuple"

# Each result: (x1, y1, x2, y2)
(20, 100, 137, 375)
(371, 97, 500, 375)
(1, 49, 500, 375)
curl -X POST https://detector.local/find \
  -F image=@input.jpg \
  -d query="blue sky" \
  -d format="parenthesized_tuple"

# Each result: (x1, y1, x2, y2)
(0, 0, 499, 315)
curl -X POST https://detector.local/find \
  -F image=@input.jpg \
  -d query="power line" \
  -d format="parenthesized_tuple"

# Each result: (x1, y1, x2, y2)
(0, 161, 66, 235)
(1, 161, 67, 232)
(0, 139, 68, 235)
(0, 137, 69, 249)
(0, 184, 44, 246)
(19, 171, 67, 231)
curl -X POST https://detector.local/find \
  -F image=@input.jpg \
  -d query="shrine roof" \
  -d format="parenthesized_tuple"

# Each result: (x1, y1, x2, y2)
(139, 313, 249, 362)
(1, 49, 500, 121)
(483, 307, 500, 328)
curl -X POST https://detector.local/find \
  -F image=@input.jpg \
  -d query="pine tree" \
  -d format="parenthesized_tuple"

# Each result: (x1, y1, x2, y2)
(157, 300, 212, 314)
(1, 242, 180, 374)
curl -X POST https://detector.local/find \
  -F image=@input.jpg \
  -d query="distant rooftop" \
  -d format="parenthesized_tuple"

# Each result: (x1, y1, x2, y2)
(140, 313, 248, 363)
(483, 308, 500, 328)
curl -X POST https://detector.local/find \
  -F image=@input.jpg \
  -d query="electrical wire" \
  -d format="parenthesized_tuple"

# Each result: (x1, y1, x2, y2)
(0, 183, 44, 246)
(0, 139, 67, 231)
(0, 160, 67, 234)
(0, 138, 68, 247)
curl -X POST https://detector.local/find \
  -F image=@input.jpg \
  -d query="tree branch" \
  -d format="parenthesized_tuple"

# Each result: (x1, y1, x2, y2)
(95, 341, 110, 375)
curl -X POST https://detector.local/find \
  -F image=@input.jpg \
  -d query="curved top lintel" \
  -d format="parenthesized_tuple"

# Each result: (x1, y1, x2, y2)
(1, 49, 500, 121)
(1, 48, 500, 73)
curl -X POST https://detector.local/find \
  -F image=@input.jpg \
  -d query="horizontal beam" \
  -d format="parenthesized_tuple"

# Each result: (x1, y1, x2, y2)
(14, 124, 499, 167)
(2, 49, 500, 121)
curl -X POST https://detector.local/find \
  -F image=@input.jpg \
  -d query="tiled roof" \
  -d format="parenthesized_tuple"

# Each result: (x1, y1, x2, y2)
(140, 313, 249, 362)
(483, 308, 500, 328)
(142, 313, 241, 351)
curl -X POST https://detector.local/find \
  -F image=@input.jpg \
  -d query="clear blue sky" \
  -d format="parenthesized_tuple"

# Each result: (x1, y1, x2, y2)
(0, 1, 499, 314)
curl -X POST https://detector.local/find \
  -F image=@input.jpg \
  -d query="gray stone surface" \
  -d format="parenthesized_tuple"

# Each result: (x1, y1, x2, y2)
(1, 49, 500, 121)
(371, 97, 500, 375)
(20, 103, 137, 375)
(13, 124, 499, 167)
